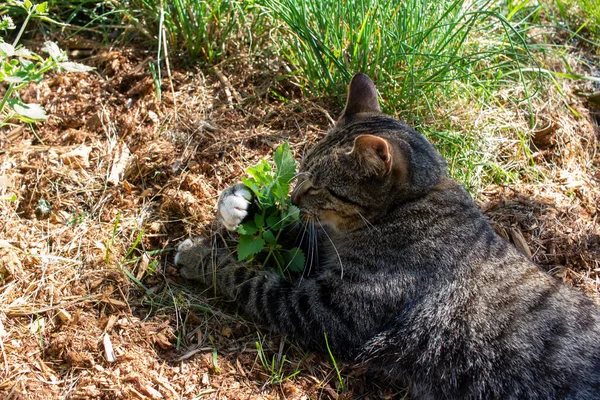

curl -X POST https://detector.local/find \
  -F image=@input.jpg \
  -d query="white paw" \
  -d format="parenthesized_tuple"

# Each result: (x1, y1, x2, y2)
(217, 184, 253, 231)
(174, 238, 194, 265)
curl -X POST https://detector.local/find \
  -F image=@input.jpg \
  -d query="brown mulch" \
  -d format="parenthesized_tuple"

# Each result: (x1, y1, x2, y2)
(0, 39, 598, 399)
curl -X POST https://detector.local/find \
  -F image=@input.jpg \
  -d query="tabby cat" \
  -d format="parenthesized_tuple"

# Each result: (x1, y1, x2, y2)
(175, 73, 600, 399)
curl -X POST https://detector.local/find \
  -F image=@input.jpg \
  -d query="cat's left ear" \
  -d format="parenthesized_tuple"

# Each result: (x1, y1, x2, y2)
(340, 73, 381, 120)
(349, 134, 393, 176)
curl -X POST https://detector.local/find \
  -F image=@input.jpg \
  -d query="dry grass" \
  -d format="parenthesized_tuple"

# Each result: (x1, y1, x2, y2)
(0, 37, 598, 399)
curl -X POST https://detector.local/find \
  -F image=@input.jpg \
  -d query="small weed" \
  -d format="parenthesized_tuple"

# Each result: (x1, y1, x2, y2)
(0, 193, 18, 202)
(324, 332, 344, 393)
(237, 143, 305, 276)
(255, 334, 301, 385)
(67, 211, 87, 227)
(0, 1, 93, 128)
(46, 0, 126, 43)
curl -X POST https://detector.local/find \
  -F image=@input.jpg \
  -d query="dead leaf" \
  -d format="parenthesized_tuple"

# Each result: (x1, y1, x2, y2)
(509, 228, 532, 259)
(60, 145, 92, 169)
(136, 253, 150, 280)
(108, 142, 132, 185)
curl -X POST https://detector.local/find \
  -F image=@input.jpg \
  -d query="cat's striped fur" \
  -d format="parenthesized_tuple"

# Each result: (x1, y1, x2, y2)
(175, 73, 600, 399)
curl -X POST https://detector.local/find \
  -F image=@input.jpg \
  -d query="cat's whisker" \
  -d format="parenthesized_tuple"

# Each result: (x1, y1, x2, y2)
(312, 220, 319, 274)
(306, 220, 314, 273)
(272, 208, 300, 228)
(356, 209, 376, 231)
(284, 246, 304, 273)
(293, 171, 312, 179)
(316, 218, 344, 280)
(292, 220, 309, 279)
(290, 177, 311, 198)
(306, 219, 318, 278)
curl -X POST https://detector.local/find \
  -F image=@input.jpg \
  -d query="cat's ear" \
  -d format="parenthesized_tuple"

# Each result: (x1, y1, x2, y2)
(341, 73, 381, 118)
(349, 134, 392, 176)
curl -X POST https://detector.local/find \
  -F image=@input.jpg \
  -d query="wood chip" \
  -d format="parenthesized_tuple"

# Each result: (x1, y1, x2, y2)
(60, 145, 92, 169)
(107, 142, 132, 185)
(509, 228, 533, 259)
(101, 298, 128, 307)
(56, 308, 72, 323)
(174, 347, 213, 362)
(103, 333, 116, 362)
(213, 67, 243, 105)
(136, 382, 163, 400)
(136, 253, 150, 280)
(104, 314, 119, 333)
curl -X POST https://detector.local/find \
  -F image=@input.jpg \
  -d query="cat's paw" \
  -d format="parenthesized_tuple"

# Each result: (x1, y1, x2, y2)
(174, 238, 213, 281)
(217, 183, 253, 231)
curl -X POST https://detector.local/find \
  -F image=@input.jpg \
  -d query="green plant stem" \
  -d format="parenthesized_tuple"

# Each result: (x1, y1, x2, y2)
(0, 84, 15, 114)
(261, 227, 284, 268)
(12, 8, 33, 47)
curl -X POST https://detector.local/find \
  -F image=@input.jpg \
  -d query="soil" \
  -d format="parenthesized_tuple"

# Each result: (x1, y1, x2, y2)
(0, 36, 598, 399)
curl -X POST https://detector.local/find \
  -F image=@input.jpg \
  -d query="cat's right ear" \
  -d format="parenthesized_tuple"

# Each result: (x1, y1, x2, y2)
(348, 134, 392, 176)
(340, 73, 381, 120)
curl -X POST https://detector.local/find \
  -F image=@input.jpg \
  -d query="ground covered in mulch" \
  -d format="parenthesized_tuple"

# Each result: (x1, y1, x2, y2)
(0, 37, 599, 399)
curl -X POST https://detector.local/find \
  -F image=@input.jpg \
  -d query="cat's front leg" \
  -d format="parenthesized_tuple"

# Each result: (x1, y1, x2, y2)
(174, 236, 266, 301)
(217, 183, 253, 231)
(175, 238, 359, 356)
(174, 237, 217, 282)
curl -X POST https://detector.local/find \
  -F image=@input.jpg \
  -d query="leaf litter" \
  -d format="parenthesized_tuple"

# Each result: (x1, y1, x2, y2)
(0, 38, 598, 400)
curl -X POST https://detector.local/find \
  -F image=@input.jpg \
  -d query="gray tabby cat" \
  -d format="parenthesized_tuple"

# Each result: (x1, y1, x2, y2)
(175, 73, 600, 399)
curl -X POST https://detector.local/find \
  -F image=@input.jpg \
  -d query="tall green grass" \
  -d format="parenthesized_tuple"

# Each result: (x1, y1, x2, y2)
(261, 0, 542, 122)
(549, 0, 600, 41)
(100, 0, 594, 191)
(128, 0, 255, 63)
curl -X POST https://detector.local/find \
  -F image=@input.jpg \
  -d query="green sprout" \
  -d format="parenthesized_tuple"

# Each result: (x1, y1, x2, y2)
(237, 143, 305, 276)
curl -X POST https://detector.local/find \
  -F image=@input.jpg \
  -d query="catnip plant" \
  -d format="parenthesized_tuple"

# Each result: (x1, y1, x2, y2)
(0, 0, 93, 128)
(236, 143, 305, 275)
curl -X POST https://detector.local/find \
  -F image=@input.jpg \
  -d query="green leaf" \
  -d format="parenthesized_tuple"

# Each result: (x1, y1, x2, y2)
(254, 214, 265, 229)
(246, 159, 271, 185)
(237, 235, 265, 261)
(59, 62, 94, 73)
(241, 176, 261, 198)
(0, 193, 17, 202)
(35, 2, 48, 14)
(283, 248, 305, 273)
(262, 230, 276, 244)
(11, 101, 47, 121)
(266, 213, 281, 230)
(237, 220, 258, 235)
(0, 42, 15, 57)
(284, 204, 300, 223)
(238, 142, 300, 273)
(274, 251, 286, 270)
(41, 41, 67, 62)
(273, 142, 296, 198)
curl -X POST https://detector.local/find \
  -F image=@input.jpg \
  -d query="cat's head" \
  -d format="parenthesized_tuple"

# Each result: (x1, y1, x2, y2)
(292, 73, 447, 232)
